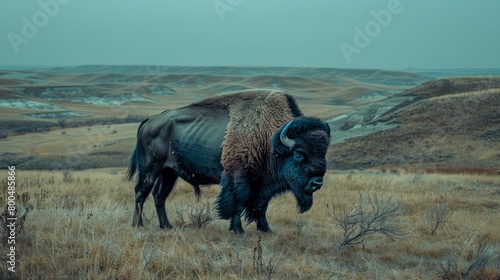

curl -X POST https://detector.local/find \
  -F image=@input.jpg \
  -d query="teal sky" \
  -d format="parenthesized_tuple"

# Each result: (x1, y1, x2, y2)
(2, 0, 500, 69)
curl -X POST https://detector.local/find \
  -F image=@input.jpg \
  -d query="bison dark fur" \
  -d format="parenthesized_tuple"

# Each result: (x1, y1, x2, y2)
(127, 89, 330, 233)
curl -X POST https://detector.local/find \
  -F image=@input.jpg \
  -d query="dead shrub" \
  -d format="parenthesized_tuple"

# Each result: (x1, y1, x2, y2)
(329, 194, 406, 248)
(438, 232, 499, 279)
(253, 236, 279, 279)
(423, 202, 450, 235)
(174, 200, 216, 228)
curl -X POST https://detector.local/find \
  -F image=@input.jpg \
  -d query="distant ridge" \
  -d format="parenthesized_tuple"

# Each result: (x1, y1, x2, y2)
(411, 68, 500, 78)
(329, 77, 500, 171)
(3, 65, 500, 78)
(0, 65, 430, 86)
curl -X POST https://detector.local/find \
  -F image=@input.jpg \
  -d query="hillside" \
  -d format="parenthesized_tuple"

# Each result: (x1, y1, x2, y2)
(328, 77, 500, 172)
(1, 66, 499, 172)
(0, 65, 420, 137)
(0, 65, 423, 170)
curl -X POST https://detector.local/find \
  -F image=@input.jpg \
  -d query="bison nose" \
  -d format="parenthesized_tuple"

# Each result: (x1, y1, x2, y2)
(305, 177, 324, 194)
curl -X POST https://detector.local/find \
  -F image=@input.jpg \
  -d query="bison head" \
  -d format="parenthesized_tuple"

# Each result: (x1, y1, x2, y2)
(271, 117, 331, 213)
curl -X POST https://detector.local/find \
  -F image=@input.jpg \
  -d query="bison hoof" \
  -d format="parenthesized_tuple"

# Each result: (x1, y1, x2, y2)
(131, 220, 144, 227)
(229, 226, 244, 234)
(257, 226, 272, 233)
(159, 224, 173, 230)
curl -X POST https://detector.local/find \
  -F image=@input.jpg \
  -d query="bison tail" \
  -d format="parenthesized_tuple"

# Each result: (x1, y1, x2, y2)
(127, 118, 149, 181)
(126, 149, 137, 181)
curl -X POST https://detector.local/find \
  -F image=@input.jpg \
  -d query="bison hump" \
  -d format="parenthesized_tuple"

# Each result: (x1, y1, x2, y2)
(221, 90, 295, 174)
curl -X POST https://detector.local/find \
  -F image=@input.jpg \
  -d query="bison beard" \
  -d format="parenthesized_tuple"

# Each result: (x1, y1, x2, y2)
(128, 89, 330, 233)
(294, 190, 314, 213)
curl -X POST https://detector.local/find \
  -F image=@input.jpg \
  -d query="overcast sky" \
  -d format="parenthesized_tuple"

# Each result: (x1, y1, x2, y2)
(2, 0, 500, 69)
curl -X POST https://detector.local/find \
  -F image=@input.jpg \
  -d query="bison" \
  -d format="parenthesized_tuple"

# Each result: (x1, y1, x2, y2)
(127, 89, 330, 233)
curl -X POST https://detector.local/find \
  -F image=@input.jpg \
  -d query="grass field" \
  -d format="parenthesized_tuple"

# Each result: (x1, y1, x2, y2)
(1, 169, 499, 279)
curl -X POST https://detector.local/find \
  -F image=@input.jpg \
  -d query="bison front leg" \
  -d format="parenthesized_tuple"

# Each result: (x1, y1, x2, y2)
(229, 206, 245, 234)
(230, 178, 252, 233)
(256, 202, 271, 232)
(216, 173, 249, 233)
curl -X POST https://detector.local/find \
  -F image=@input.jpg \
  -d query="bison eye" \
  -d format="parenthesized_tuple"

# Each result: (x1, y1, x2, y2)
(293, 151, 306, 162)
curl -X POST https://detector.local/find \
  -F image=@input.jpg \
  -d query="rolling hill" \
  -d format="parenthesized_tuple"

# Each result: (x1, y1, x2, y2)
(0, 66, 498, 172)
(328, 77, 500, 172)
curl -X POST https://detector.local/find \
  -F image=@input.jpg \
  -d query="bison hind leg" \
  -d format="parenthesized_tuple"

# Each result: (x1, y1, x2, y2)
(132, 164, 163, 227)
(152, 169, 178, 229)
(132, 177, 156, 227)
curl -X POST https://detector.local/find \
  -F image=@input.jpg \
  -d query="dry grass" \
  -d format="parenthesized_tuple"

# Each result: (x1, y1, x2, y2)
(0, 169, 499, 279)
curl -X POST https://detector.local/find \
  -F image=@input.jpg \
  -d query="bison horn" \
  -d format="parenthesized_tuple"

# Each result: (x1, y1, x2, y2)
(280, 121, 295, 148)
